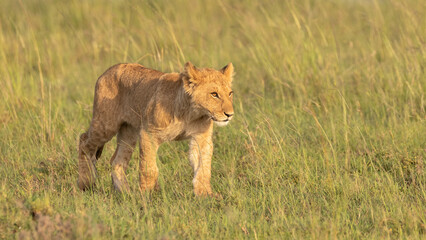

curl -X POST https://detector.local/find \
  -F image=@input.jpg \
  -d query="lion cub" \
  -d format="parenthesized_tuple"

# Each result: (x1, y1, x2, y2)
(78, 62, 234, 197)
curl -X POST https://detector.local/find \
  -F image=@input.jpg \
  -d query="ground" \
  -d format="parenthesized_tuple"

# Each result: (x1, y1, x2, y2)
(0, 0, 425, 239)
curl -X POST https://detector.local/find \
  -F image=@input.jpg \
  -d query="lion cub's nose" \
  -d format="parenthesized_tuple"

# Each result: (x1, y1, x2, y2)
(224, 112, 234, 118)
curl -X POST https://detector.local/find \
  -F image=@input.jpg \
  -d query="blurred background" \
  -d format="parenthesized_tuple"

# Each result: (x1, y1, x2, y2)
(0, 0, 425, 239)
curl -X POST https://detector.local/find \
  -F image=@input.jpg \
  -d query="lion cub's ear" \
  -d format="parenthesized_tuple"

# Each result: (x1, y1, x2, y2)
(221, 63, 234, 82)
(181, 62, 200, 94)
(183, 62, 200, 83)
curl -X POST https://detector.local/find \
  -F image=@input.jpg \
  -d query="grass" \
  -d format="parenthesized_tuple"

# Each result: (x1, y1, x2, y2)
(0, 0, 425, 239)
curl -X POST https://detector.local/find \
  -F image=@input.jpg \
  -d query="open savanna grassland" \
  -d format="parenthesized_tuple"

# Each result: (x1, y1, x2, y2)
(0, 0, 425, 239)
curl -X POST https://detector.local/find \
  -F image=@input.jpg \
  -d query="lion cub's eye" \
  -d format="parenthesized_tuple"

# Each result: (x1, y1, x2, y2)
(211, 92, 219, 98)
(229, 91, 233, 97)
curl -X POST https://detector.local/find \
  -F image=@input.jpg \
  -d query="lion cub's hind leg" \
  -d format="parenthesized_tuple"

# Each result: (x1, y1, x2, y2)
(111, 124, 138, 193)
(78, 132, 97, 190)
(78, 125, 118, 190)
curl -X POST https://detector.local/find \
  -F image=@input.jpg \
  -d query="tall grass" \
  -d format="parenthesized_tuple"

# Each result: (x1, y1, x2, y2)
(0, 0, 425, 239)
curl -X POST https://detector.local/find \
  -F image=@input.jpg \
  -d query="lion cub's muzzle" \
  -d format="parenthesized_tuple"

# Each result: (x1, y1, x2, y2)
(213, 111, 234, 127)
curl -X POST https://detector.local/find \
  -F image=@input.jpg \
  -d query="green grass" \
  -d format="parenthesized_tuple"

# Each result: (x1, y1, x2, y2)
(0, 0, 425, 239)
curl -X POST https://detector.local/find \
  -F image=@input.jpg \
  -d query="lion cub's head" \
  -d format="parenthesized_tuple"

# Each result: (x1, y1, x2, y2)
(181, 62, 234, 127)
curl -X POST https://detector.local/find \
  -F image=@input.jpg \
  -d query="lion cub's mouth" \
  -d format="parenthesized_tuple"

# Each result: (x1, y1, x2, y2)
(211, 117, 232, 127)
(214, 120, 229, 127)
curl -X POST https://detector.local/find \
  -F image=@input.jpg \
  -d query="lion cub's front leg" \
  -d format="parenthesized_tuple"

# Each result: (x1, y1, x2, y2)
(189, 125, 217, 197)
(139, 131, 160, 192)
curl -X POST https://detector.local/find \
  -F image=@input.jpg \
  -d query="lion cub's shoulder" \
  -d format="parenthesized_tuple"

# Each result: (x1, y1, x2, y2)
(159, 72, 180, 82)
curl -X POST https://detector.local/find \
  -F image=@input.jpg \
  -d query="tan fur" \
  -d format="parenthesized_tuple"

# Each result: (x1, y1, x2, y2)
(78, 62, 234, 197)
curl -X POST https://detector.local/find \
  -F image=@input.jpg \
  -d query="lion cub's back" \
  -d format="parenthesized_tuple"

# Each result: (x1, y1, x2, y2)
(94, 63, 163, 96)
(112, 63, 164, 86)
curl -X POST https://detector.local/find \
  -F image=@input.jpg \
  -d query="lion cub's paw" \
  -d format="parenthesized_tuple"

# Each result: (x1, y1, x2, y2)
(111, 172, 130, 194)
(210, 192, 223, 200)
(194, 189, 222, 199)
(139, 181, 160, 193)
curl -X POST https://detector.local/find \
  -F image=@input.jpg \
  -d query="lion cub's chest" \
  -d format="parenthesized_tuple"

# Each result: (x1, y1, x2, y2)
(158, 121, 190, 141)
(161, 122, 190, 141)
(154, 117, 211, 142)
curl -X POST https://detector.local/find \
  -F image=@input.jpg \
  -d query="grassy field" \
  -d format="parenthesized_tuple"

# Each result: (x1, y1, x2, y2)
(0, 0, 425, 239)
